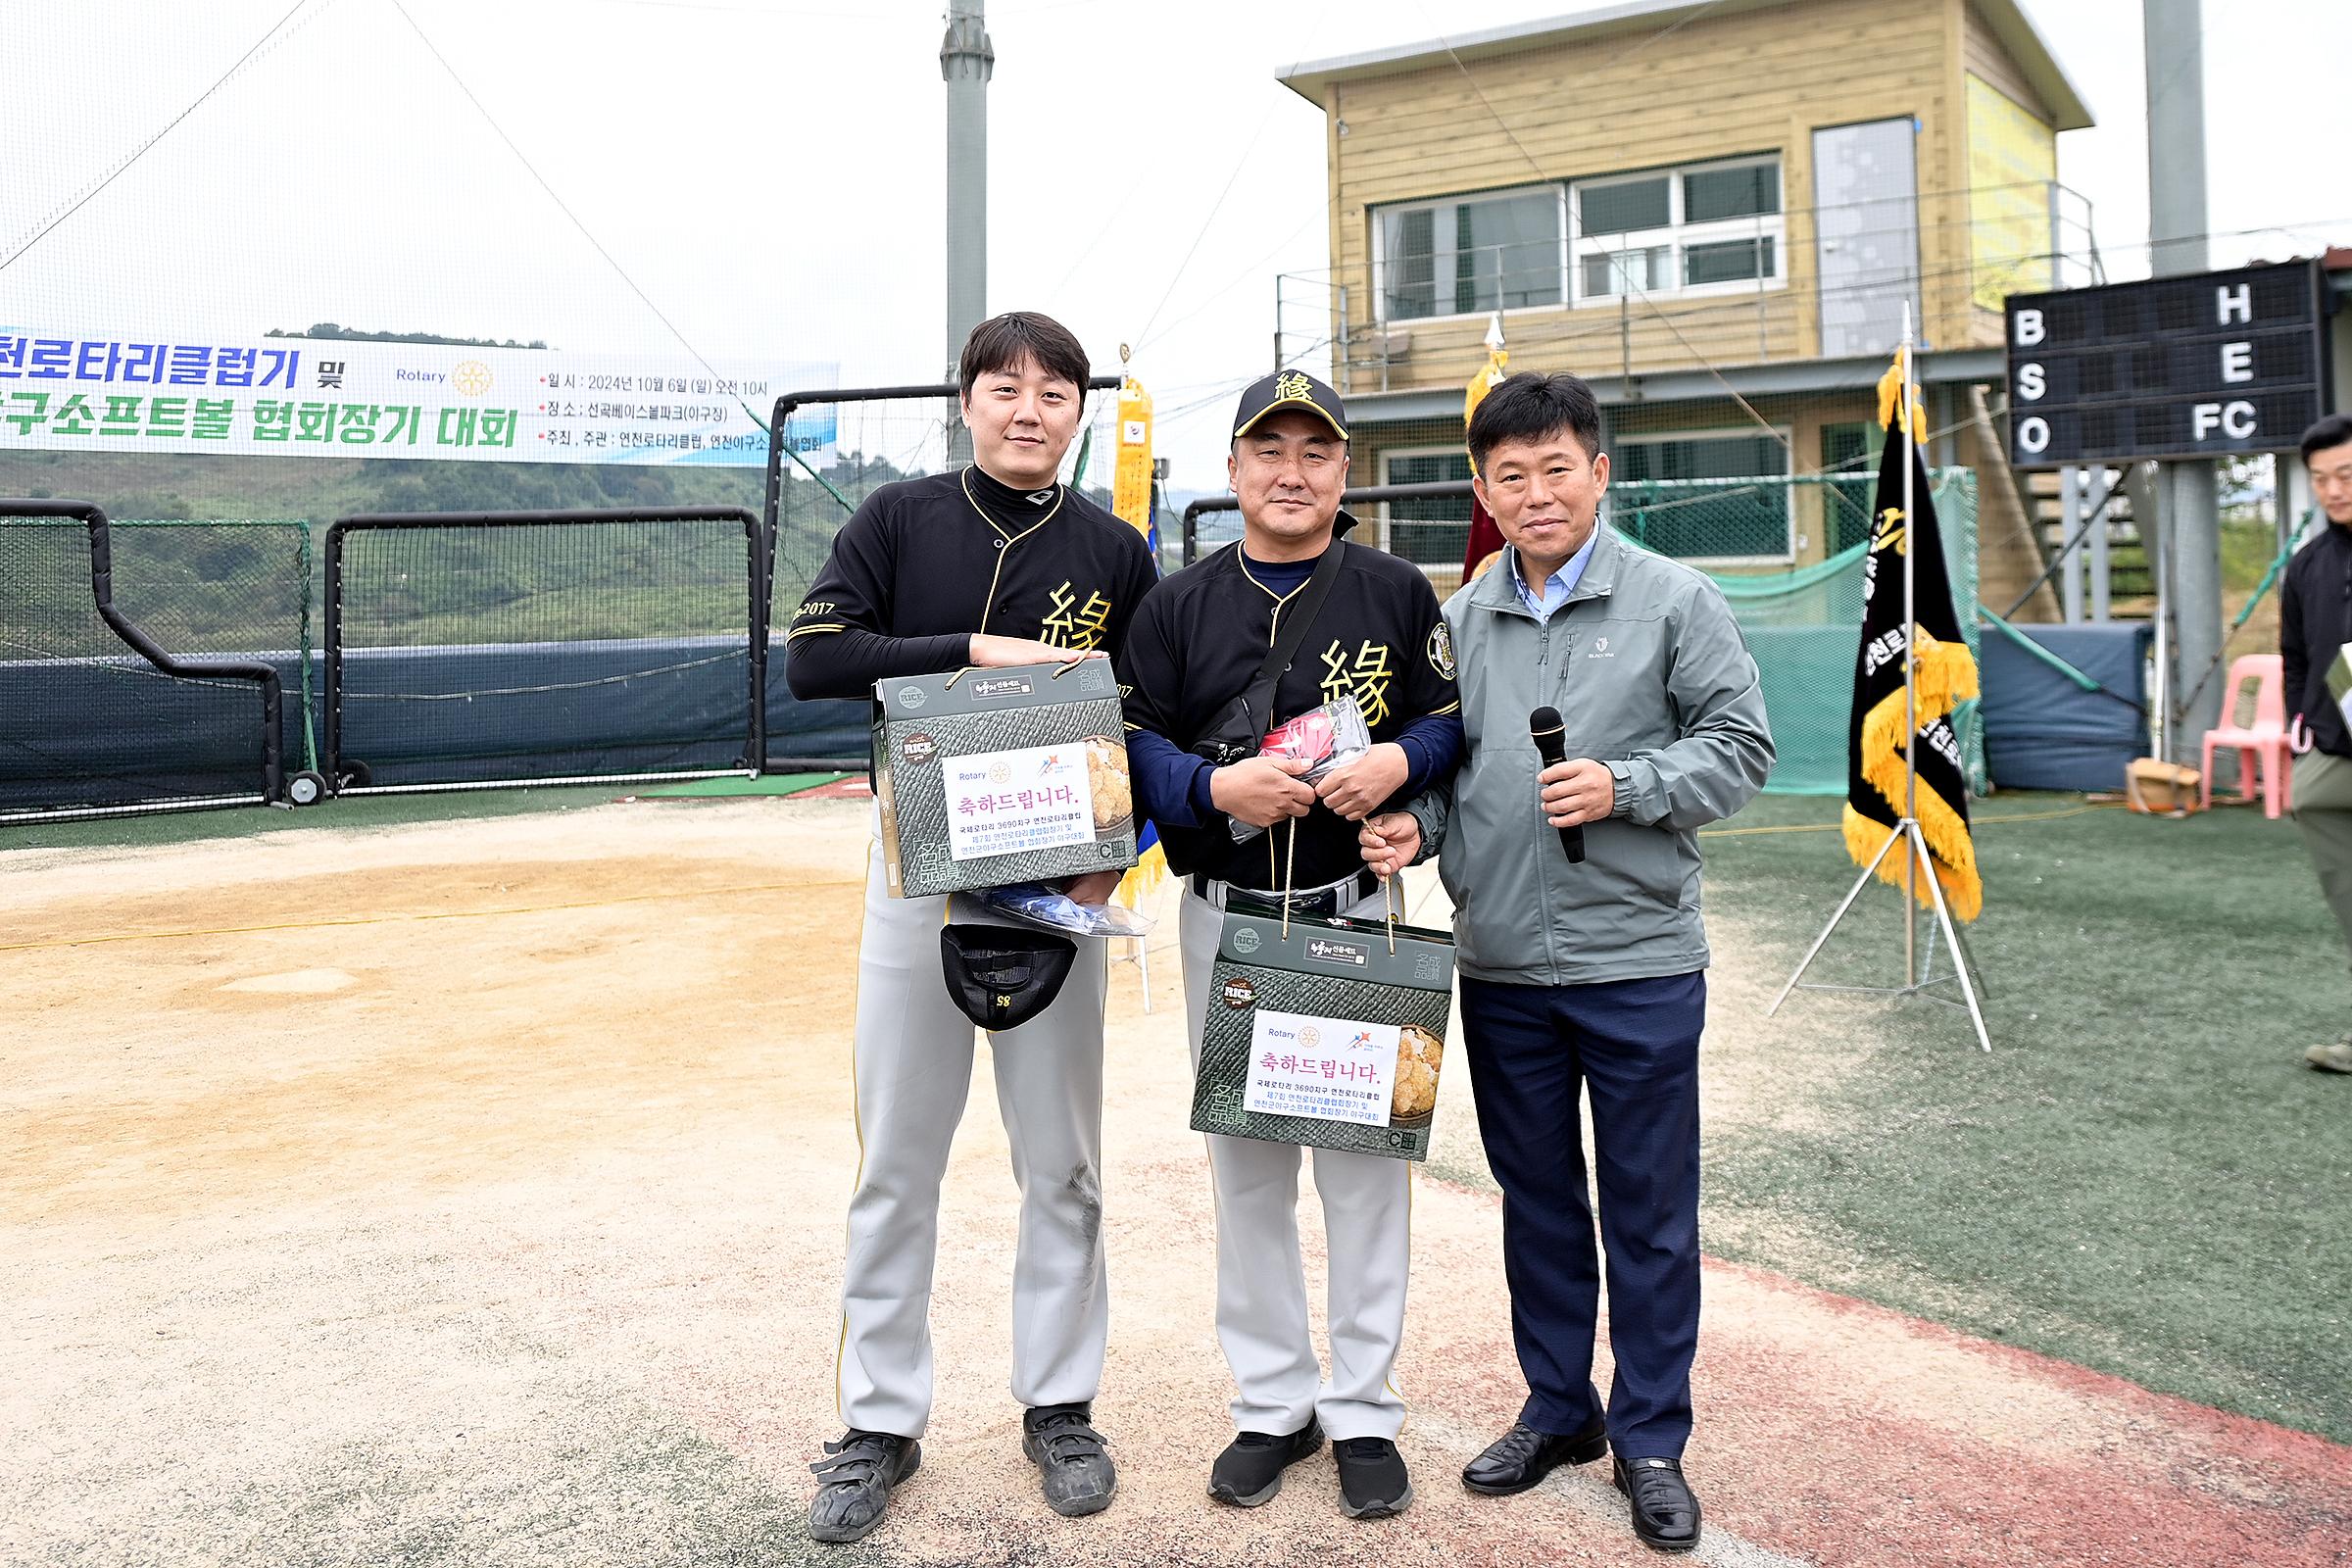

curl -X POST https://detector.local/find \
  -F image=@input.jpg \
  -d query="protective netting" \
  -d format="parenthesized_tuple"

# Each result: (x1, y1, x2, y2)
(765, 387, 1124, 763)
(326, 510, 760, 790)
(108, 518, 315, 773)
(0, 516, 281, 817)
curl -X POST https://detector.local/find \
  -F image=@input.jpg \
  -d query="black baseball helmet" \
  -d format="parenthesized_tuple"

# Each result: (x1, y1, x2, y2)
(939, 924, 1079, 1030)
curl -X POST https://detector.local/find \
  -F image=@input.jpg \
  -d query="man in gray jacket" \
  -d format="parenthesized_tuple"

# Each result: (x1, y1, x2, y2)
(1360, 371, 1772, 1555)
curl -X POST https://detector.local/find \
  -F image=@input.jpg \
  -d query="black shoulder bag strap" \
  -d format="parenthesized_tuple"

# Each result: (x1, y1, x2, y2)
(1197, 540, 1348, 765)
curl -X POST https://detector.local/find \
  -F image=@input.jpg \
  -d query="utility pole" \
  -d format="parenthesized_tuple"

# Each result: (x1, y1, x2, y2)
(943, 0, 993, 466)
(2143, 0, 2223, 760)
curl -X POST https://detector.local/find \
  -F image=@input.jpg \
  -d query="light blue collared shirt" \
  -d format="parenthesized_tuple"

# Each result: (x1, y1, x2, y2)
(1507, 529, 1599, 624)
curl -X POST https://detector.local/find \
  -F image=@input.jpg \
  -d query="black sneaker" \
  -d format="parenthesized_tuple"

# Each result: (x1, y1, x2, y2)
(1207, 1419, 1323, 1507)
(1612, 1453, 1701, 1553)
(807, 1429, 919, 1544)
(1022, 1402, 1116, 1517)
(1334, 1436, 1413, 1519)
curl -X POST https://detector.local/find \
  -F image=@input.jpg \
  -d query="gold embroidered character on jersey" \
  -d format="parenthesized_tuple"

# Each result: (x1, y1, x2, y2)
(1040, 580, 1113, 651)
(1319, 638, 1394, 727)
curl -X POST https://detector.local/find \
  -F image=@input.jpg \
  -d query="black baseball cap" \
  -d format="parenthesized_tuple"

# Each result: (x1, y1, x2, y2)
(939, 924, 1078, 1030)
(1232, 369, 1349, 442)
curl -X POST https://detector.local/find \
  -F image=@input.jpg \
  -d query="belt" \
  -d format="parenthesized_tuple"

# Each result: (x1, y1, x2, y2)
(1189, 865, 1380, 918)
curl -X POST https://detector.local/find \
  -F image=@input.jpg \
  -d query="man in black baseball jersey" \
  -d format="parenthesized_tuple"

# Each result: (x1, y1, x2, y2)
(784, 313, 1157, 1542)
(1118, 370, 1462, 1520)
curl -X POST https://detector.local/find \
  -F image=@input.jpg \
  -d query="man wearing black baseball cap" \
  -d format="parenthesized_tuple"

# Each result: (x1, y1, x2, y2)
(1117, 369, 1463, 1519)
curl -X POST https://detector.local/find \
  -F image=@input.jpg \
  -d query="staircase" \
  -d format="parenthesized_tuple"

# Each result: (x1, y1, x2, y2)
(2022, 466, 2154, 618)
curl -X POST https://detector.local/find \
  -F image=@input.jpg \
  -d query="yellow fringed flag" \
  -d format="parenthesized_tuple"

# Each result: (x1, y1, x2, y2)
(1110, 372, 1169, 903)
(1111, 375, 1154, 541)
(1843, 348, 1984, 921)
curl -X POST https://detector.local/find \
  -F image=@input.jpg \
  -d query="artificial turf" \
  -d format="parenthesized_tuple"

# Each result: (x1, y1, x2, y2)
(1692, 791, 2351, 1444)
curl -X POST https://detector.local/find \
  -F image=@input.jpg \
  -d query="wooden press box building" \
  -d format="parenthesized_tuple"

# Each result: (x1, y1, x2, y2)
(1272, 0, 2098, 583)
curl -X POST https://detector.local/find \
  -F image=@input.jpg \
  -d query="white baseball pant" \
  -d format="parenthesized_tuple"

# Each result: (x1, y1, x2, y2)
(834, 834, 1110, 1438)
(1179, 880, 1411, 1443)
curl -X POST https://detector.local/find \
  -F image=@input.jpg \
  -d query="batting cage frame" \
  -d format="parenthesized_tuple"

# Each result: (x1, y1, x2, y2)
(321, 505, 767, 797)
(759, 375, 1123, 772)
(0, 498, 288, 823)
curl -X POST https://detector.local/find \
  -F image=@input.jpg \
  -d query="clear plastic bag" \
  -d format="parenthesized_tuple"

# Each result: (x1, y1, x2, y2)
(971, 882, 1155, 938)
(1230, 695, 1372, 842)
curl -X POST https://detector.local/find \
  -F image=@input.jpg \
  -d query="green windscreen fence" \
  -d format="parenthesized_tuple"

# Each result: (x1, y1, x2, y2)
(1638, 470, 1984, 797)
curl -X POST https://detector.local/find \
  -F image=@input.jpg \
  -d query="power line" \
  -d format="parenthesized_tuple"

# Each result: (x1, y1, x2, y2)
(385, 0, 767, 430)
(1129, 2, 1335, 348)
(1131, 98, 1281, 350)
(0, 0, 325, 275)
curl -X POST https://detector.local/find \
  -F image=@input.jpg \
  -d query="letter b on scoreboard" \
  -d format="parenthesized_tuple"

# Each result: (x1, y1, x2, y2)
(2004, 260, 2331, 468)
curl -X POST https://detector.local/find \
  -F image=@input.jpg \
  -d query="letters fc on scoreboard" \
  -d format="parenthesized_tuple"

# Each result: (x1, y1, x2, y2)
(2005, 260, 2331, 468)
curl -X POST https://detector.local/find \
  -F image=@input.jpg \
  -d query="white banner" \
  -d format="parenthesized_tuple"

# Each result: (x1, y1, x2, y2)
(0, 327, 836, 467)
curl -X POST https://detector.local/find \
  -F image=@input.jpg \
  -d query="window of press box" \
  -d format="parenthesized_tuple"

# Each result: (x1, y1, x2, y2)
(1609, 431, 1794, 563)
(1375, 187, 1565, 321)
(1573, 156, 1785, 304)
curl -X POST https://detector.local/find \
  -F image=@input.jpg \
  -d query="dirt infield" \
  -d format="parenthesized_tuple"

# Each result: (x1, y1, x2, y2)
(4, 797, 2347, 1567)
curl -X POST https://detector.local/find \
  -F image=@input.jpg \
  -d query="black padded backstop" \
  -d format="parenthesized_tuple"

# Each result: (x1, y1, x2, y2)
(0, 499, 285, 821)
(323, 506, 764, 793)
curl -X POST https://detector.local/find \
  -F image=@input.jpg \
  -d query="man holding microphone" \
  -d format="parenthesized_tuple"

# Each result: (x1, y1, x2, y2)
(1360, 371, 1771, 1553)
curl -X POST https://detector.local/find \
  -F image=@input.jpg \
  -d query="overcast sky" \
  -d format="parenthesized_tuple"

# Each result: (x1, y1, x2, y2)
(3, 0, 2345, 489)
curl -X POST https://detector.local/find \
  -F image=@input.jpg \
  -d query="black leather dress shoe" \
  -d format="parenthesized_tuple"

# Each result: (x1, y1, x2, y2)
(1612, 1453, 1701, 1553)
(1461, 1418, 1609, 1495)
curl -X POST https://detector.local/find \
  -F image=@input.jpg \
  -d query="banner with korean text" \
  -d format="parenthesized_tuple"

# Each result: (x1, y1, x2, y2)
(0, 328, 837, 467)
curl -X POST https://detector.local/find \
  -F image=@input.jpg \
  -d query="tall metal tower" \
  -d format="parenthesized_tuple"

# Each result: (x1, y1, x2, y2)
(2143, 0, 2223, 757)
(942, 0, 993, 388)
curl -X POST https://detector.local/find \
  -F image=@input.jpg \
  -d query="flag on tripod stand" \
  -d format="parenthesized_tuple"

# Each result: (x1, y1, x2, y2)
(1843, 349, 1984, 921)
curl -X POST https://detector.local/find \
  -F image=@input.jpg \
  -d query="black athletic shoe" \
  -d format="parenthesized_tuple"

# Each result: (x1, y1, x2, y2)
(1022, 1402, 1116, 1517)
(1461, 1417, 1609, 1495)
(807, 1429, 919, 1544)
(1207, 1419, 1323, 1507)
(1334, 1436, 1413, 1519)
(1612, 1453, 1702, 1553)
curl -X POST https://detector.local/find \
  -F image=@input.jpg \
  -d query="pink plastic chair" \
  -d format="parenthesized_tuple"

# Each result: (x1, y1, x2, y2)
(2200, 654, 2294, 818)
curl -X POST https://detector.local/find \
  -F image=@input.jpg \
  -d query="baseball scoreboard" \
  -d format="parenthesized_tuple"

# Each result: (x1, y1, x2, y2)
(2004, 259, 2332, 467)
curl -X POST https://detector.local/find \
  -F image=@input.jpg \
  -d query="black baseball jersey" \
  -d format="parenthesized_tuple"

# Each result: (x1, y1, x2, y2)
(1119, 523, 1461, 888)
(784, 466, 1158, 701)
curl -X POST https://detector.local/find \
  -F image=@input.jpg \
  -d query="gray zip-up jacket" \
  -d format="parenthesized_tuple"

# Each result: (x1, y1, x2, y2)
(1406, 526, 1774, 986)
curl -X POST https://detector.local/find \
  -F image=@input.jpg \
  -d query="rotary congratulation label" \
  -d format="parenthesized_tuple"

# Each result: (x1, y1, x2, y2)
(944, 742, 1096, 862)
(1244, 1008, 1397, 1128)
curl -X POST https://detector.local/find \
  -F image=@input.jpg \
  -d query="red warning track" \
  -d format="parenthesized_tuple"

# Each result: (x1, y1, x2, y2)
(787, 773, 871, 800)
(1668, 1256, 2352, 1567)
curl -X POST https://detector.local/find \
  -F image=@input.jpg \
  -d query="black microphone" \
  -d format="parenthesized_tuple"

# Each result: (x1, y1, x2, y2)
(1529, 706, 1586, 864)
